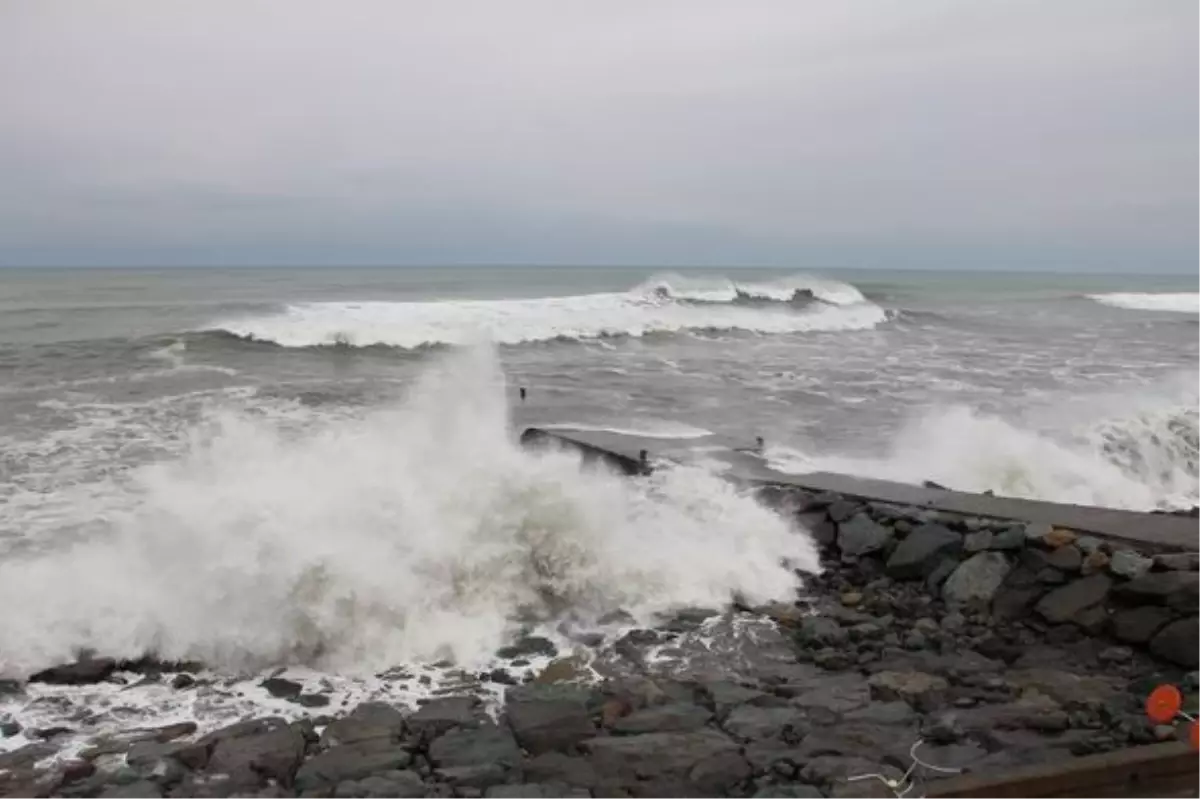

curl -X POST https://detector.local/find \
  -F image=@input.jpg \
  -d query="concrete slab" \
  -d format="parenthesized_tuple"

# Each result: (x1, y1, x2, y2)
(519, 427, 1199, 554)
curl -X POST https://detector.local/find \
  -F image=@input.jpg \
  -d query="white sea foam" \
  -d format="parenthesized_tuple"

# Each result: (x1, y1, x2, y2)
(1087, 292, 1199, 313)
(637, 273, 869, 306)
(767, 379, 1199, 511)
(0, 346, 818, 678)
(211, 275, 885, 348)
(540, 421, 714, 440)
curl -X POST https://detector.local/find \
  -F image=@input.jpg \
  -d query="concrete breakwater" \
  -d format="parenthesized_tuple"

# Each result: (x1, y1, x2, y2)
(0, 428, 1196, 799)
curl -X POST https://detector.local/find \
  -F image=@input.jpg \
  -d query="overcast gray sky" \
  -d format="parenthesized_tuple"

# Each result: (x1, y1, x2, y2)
(1, 1, 1195, 270)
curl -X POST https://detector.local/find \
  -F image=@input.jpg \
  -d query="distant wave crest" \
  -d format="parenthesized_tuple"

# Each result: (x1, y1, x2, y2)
(1087, 292, 1199, 313)
(209, 274, 887, 349)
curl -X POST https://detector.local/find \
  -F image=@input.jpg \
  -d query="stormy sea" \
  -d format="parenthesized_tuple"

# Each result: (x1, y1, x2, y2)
(1, 265, 1196, 752)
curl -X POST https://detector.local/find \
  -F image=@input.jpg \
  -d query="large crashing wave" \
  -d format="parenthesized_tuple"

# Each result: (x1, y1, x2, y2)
(767, 375, 1200, 512)
(0, 346, 818, 678)
(1087, 292, 1199, 313)
(211, 274, 886, 349)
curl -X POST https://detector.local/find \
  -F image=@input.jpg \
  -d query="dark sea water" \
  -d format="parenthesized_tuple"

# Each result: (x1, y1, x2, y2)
(0, 266, 1196, 740)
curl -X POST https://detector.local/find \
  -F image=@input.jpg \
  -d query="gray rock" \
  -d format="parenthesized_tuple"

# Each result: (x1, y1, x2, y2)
(1155, 552, 1200, 571)
(497, 635, 557, 660)
(753, 786, 823, 798)
(990, 527, 1026, 550)
(1023, 522, 1054, 543)
(1112, 605, 1174, 644)
(207, 722, 306, 789)
(885, 524, 962, 579)
(1045, 545, 1083, 572)
(838, 514, 893, 557)
(522, 751, 599, 790)
(408, 697, 481, 739)
(429, 724, 521, 771)
(963, 530, 993, 553)
(485, 784, 582, 799)
(1034, 574, 1112, 624)
(1109, 549, 1153, 580)
(294, 740, 414, 793)
(29, 657, 117, 685)
(1115, 571, 1199, 611)
(1098, 646, 1133, 664)
(126, 740, 209, 772)
(321, 701, 407, 747)
(0, 720, 20, 737)
(701, 681, 770, 719)
(926, 557, 959, 594)
(797, 511, 837, 547)
(436, 763, 507, 790)
(1005, 669, 1117, 709)
(1149, 619, 1199, 668)
(792, 673, 871, 715)
(581, 729, 748, 796)
(843, 701, 916, 725)
(828, 499, 859, 523)
(0, 742, 58, 772)
(260, 677, 302, 700)
(1075, 536, 1103, 554)
(612, 702, 712, 734)
(943, 552, 1011, 606)
(504, 685, 594, 755)
(722, 705, 808, 742)
(795, 616, 850, 647)
(867, 671, 949, 712)
(992, 583, 1045, 619)
(954, 691, 1068, 732)
(343, 770, 426, 798)
(99, 781, 161, 798)
(799, 756, 901, 788)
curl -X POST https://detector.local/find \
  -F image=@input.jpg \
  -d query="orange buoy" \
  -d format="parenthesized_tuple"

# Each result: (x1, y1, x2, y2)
(1146, 684, 1183, 725)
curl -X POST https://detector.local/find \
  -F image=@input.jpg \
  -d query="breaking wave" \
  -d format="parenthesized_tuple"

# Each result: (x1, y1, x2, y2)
(767, 376, 1200, 511)
(0, 346, 818, 678)
(210, 274, 885, 348)
(1087, 292, 1199, 313)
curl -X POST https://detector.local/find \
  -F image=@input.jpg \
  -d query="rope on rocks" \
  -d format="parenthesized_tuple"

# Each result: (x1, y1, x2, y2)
(846, 738, 964, 799)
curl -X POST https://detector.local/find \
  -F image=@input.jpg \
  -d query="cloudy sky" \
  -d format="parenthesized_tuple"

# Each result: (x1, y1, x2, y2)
(1, 1, 1195, 270)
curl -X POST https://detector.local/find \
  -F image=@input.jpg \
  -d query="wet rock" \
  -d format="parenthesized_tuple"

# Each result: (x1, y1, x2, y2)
(1044, 545, 1083, 572)
(799, 756, 901, 789)
(535, 656, 589, 685)
(992, 584, 1044, 619)
(408, 697, 481, 739)
(956, 690, 1068, 732)
(942, 552, 1011, 606)
(100, 780, 162, 798)
(722, 705, 809, 742)
(926, 557, 959, 595)
(296, 693, 331, 708)
(838, 514, 893, 558)
(294, 740, 414, 794)
(497, 635, 557, 660)
(207, 721, 306, 789)
(700, 681, 771, 719)
(336, 770, 426, 798)
(260, 677, 302, 700)
(504, 684, 594, 755)
(798, 511, 837, 547)
(322, 701, 407, 746)
(29, 657, 117, 685)
(1155, 553, 1200, 571)
(990, 527, 1026, 550)
(0, 719, 20, 737)
(127, 740, 210, 772)
(522, 751, 599, 790)
(1115, 571, 1199, 610)
(612, 702, 712, 734)
(795, 616, 850, 647)
(963, 530, 993, 553)
(868, 671, 949, 712)
(581, 729, 748, 796)
(1098, 646, 1133, 664)
(752, 786, 823, 798)
(885, 524, 961, 579)
(1109, 550, 1153, 580)
(1112, 605, 1174, 644)
(1006, 669, 1117, 709)
(828, 500, 859, 523)
(0, 742, 58, 772)
(843, 700, 916, 726)
(1034, 574, 1112, 624)
(1149, 619, 1199, 668)
(165, 673, 195, 691)
(792, 673, 871, 715)
(429, 724, 521, 784)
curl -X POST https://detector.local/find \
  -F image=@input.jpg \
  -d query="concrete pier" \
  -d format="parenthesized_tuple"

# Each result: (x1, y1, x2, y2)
(520, 427, 1199, 554)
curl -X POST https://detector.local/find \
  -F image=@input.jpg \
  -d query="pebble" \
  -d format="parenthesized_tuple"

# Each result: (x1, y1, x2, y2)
(840, 592, 863, 607)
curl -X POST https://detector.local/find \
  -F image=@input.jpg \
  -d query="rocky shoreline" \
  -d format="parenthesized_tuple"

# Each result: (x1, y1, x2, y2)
(2, 486, 1197, 798)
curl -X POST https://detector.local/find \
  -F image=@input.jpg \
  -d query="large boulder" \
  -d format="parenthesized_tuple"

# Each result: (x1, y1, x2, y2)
(408, 697, 482, 739)
(722, 705, 809, 742)
(837, 514, 893, 558)
(29, 657, 117, 686)
(504, 685, 595, 755)
(942, 552, 1011, 606)
(321, 701, 406, 747)
(1111, 606, 1174, 644)
(205, 719, 307, 789)
(1114, 571, 1198, 611)
(867, 671, 949, 712)
(885, 524, 962, 579)
(580, 729, 749, 796)
(1149, 619, 1199, 668)
(611, 703, 712, 735)
(294, 739, 413, 794)
(1034, 574, 1112, 624)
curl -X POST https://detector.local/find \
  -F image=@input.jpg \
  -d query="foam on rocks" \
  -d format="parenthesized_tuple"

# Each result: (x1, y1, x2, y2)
(1, 477, 1198, 798)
